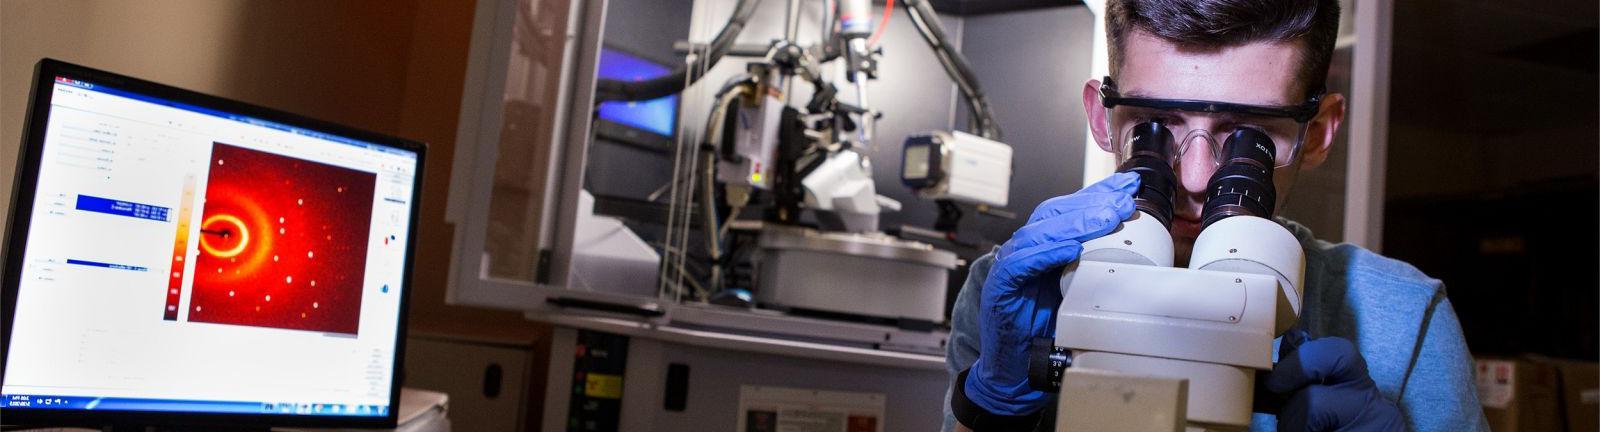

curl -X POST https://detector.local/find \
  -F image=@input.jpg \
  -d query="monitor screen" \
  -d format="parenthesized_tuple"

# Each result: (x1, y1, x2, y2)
(596, 47, 678, 137)
(1, 61, 419, 426)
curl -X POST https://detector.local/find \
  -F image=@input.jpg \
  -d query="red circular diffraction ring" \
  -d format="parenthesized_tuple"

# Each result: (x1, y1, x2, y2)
(199, 214, 248, 258)
(195, 188, 274, 283)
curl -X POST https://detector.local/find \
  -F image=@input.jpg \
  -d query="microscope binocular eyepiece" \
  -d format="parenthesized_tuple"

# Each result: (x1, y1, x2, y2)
(1114, 123, 1279, 232)
(1117, 122, 1178, 229)
(1200, 128, 1278, 230)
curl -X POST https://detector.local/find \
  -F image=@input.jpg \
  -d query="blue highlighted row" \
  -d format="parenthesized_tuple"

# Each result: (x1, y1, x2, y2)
(3, 394, 387, 417)
(66, 259, 147, 272)
(75, 195, 169, 222)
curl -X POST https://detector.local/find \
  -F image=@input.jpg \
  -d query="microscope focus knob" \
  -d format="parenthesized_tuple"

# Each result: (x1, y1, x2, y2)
(1028, 337, 1072, 393)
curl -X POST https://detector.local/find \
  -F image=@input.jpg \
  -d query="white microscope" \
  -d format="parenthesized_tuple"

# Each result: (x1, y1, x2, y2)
(1032, 122, 1305, 431)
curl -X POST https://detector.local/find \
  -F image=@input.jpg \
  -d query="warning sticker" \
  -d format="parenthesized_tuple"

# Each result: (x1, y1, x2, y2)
(1476, 359, 1515, 409)
(736, 385, 885, 432)
(584, 373, 624, 399)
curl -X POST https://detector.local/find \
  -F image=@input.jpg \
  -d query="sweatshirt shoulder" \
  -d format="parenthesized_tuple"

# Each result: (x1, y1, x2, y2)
(1285, 219, 1445, 300)
(1309, 240, 1445, 298)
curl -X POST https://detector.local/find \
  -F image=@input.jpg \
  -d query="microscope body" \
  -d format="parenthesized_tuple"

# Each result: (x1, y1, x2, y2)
(1053, 211, 1304, 430)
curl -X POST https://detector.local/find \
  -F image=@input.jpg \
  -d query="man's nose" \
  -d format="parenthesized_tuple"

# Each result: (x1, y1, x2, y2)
(1174, 133, 1218, 201)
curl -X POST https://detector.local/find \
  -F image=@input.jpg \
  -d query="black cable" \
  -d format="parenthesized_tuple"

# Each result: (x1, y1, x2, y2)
(913, 3, 996, 138)
(595, 0, 764, 102)
(901, 0, 1002, 140)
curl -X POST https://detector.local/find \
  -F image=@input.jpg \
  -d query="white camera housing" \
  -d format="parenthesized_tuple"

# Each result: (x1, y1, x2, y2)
(900, 130, 1012, 208)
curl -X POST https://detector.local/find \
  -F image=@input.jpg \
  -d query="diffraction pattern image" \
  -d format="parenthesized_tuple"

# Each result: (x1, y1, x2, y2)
(187, 143, 376, 334)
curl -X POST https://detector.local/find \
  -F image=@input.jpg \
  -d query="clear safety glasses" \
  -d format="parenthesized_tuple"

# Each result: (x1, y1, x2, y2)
(1100, 77, 1324, 168)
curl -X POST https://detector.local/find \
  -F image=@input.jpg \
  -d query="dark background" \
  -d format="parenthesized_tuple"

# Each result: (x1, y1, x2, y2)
(1382, 0, 1598, 360)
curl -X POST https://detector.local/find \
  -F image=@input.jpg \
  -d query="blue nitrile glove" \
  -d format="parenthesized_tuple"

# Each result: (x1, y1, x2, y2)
(1266, 327, 1405, 432)
(964, 172, 1139, 415)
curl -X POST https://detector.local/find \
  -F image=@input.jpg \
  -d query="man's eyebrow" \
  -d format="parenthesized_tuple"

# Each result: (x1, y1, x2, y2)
(1121, 89, 1161, 98)
(1213, 111, 1249, 122)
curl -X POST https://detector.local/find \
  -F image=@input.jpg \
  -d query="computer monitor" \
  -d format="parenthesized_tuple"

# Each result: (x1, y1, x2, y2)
(0, 59, 423, 429)
(593, 46, 678, 151)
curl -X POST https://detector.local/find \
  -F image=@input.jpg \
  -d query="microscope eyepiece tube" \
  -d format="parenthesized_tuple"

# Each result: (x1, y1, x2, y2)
(1075, 122, 1178, 267)
(1118, 122, 1177, 229)
(1200, 128, 1277, 229)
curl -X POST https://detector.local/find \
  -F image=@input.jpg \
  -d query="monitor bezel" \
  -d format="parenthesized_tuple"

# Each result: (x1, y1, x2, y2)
(0, 58, 425, 429)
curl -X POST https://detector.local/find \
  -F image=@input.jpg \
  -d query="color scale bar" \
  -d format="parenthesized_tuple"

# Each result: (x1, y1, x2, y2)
(163, 175, 196, 321)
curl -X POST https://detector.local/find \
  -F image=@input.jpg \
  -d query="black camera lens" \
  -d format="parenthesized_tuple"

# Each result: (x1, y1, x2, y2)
(1200, 128, 1278, 229)
(1117, 122, 1177, 229)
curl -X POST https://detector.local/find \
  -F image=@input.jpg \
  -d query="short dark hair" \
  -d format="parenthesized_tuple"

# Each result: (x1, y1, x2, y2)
(1106, 0, 1341, 98)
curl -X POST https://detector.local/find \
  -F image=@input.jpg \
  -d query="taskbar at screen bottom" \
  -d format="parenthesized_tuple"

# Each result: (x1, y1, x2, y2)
(3, 394, 388, 417)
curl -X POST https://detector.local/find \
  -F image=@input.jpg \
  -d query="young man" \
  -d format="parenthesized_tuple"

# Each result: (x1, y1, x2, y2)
(944, 0, 1489, 430)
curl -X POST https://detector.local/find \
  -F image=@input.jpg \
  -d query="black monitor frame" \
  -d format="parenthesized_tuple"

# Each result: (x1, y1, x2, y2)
(0, 58, 425, 430)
